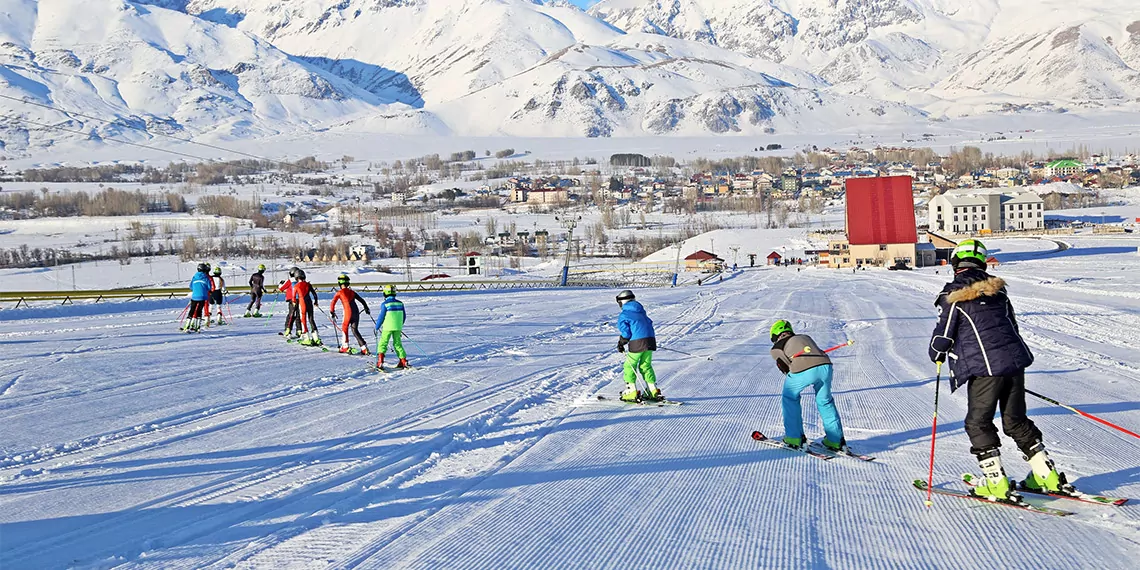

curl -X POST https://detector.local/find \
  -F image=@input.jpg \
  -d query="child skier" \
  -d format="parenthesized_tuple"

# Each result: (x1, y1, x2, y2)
(615, 290, 661, 402)
(185, 263, 211, 332)
(929, 239, 1074, 502)
(277, 268, 298, 338)
(374, 285, 408, 370)
(209, 266, 227, 325)
(330, 273, 371, 354)
(245, 264, 266, 317)
(769, 320, 845, 450)
(293, 270, 322, 346)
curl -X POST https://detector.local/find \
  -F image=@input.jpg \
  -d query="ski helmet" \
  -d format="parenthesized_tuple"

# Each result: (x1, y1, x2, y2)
(383, 284, 396, 297)
(770, 320, 794, 342)
(288, 266, 299, 278)
(296, 269, 307, 281)
(213, 266, 222, 276)
(337, 273, 350, 286)
(616, 290, 636, 306)
(257, 264, 266, 272)
(951, 239, 987, 269)
(197, 262, 209, 273)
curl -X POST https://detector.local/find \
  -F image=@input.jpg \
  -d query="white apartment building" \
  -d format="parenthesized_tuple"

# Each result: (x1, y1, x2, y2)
(928, 189, 1045, 234)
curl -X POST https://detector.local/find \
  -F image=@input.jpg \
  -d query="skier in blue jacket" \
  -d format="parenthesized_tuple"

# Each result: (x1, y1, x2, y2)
(615, 290, 660, 402)
(185, 263, 211, 332)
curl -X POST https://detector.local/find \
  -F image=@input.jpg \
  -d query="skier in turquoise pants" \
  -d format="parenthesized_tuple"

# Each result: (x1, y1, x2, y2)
(615, 290, 661, 402)
(769, 320, 845, 450)
(375, 284, 408, 370)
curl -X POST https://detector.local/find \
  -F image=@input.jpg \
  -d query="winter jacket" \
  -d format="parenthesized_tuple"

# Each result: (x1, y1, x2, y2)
(279, 279, 295, 302)
(377, 297, 406, 331)
(928, 268, 1034, 391)
(617, 300, 656, 353)
(771, 334, 831, 375)
(189, 272, 211, 301)
(249, 272, 265, 296)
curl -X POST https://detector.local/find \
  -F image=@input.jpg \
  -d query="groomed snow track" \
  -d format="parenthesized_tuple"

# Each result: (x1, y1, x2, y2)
(1, 269, 1138, 569)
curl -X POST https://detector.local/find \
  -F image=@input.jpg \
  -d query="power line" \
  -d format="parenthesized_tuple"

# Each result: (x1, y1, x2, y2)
(0, 93, 307, 171)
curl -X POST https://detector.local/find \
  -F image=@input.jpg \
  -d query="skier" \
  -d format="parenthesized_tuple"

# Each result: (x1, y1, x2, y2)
(293, 270, 322, 346)
(245, 264, 266, 317)
(615, 290, 660, 402)
(209, 266, 227, 325)
(329, 273, 371, 354)
(374, 284, 408, 370)
(769, 320, 845, 450)
(185, 263, 211, 332)
(929, 239, 1073, 501)
(277, 268, 299, 338)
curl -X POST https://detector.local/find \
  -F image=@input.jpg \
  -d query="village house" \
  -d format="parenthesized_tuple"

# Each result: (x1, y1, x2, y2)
(684, 250, 725, 272)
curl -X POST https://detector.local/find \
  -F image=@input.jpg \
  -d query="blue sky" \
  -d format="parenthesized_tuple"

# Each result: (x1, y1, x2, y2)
(569, 0, 602, 8)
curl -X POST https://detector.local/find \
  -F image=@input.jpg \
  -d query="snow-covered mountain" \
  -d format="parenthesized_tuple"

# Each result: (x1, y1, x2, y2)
(1, 0, 1139, 154)
(590, 0, 1140, 112)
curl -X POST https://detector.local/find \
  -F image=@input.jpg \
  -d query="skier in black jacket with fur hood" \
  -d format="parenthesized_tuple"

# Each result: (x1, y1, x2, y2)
(929, 239, 1074, 502)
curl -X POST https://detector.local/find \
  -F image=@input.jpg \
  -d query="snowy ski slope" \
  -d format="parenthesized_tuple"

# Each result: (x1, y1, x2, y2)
(1, 243, 1139, 568)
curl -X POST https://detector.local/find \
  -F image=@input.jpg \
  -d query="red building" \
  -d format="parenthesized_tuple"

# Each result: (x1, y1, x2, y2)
(840, 176, 919, 267)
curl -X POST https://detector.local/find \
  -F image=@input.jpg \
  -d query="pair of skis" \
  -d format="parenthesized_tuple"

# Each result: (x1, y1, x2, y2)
(914, 475, 1127, 517)
(750, 431, 875, 462)
(596, 395, 683, 407)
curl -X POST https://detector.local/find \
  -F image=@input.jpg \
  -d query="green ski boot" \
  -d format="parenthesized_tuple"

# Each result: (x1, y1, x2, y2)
(620, 385, 640, 402)
(970, 450, 1016, 501)
(782, 436, 804, 449)
(1022, 443, 1075, 494)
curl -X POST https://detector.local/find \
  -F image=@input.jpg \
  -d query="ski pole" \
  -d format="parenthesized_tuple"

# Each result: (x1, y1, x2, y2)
(925, 362, 943, 508)
(1026, 389, 1140, 440)
(401, 331, 428, 356)
(658, 346, 713, 361)
(792, 339, 854, 359)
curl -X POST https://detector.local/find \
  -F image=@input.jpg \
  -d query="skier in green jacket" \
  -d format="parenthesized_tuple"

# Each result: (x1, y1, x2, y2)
(375, 284, 408, 370)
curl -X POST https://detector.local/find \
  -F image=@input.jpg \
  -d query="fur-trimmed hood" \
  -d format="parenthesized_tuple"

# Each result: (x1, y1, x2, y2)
(947, 276, 1007, 303)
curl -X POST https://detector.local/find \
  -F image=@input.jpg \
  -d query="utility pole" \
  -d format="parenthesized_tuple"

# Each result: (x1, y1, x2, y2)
(556, 215, 581, 286)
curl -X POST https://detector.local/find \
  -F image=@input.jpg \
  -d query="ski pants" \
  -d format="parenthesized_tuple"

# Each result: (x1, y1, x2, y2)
(189, 299, 206, 319)
(246, 291, 263, 312)
(782, 364, 844, 444)
(377, 330, 406, 359)
(623, 351, 656, 385)
(340, 308, 367, 347)
(298, 297, 317, 333)
(965, 373, 1042, 457)
(284, 300, 299, 331)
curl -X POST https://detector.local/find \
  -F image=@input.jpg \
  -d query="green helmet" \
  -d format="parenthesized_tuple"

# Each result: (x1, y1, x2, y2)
(212, 266, 222, 276)
(770, 320, 794, 342)
(952, 239, 987, 268)
(257, 264, 266, 272)
(337, 273, 350, 286)
(383, 284, 396, 297)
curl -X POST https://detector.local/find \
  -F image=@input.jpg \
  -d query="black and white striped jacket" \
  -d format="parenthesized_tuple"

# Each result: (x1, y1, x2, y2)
(928, 269, 1034, 391)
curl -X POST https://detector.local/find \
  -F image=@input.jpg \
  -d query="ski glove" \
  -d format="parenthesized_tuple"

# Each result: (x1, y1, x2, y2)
(617, 338, 628, 353)
(930, 335, 954, 363)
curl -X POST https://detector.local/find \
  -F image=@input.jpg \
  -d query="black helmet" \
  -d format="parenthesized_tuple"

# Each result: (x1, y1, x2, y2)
(288, 266, 299, 278)
(296, 269, 307, 281)
(197, 263, 209, 273)
(616, 290, 635, 306)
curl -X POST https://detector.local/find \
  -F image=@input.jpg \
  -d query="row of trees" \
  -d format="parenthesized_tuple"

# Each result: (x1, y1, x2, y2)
(0, 188, 189, 218)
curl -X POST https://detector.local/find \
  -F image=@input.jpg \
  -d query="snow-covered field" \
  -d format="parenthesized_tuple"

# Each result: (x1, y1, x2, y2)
(1, 233, 1139, 569)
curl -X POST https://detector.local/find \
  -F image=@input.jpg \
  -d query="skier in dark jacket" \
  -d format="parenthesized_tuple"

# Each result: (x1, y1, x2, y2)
(929, 239, 1073, 502)
(245, 264, 266, 317)
(615, 290, 660, 402)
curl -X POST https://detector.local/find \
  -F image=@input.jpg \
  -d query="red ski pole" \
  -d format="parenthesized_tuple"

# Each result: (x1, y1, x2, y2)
(1026, 389, 1140, 440)
(925, 362, 943, 507)
(792, 339, 854, 359)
